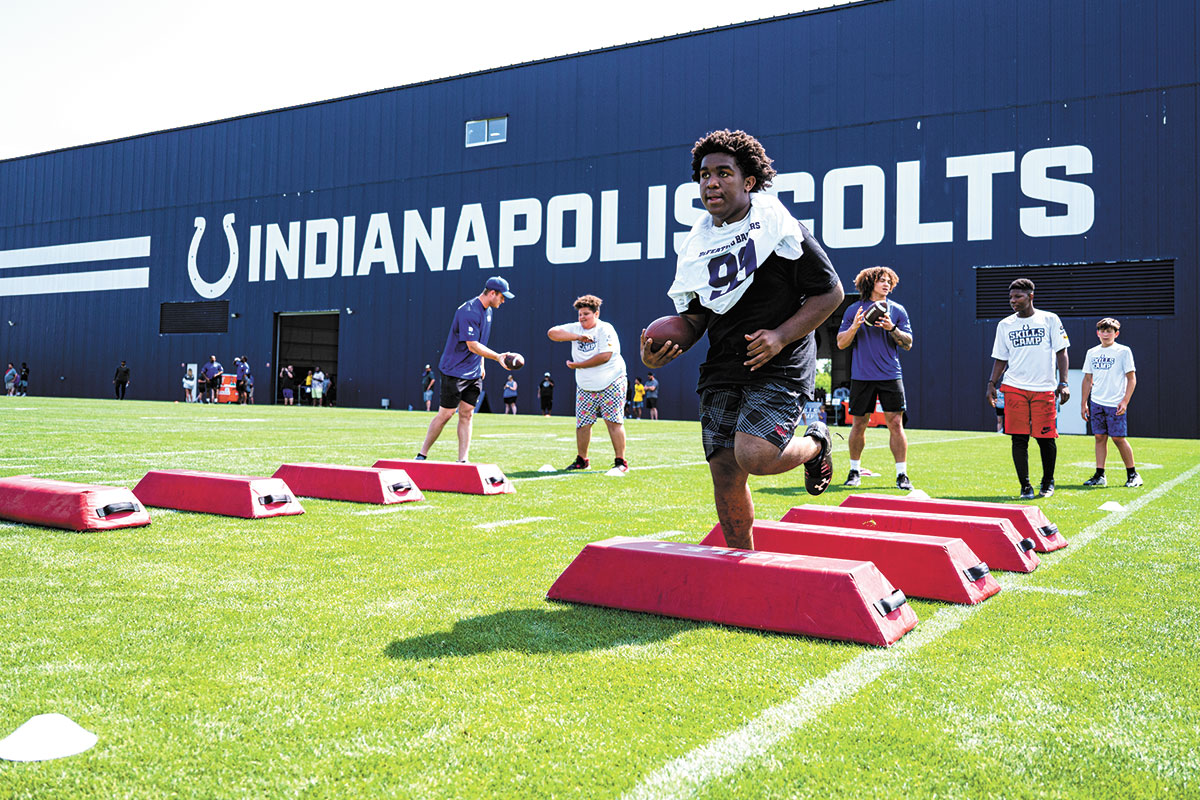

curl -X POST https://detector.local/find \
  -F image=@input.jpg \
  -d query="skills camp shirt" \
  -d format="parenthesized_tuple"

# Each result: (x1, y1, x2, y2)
(559, 320, 626, 391)
(1083, 343, 1136, 406)
(439, 297, 492, 380)
(991, 309, 1069, 392)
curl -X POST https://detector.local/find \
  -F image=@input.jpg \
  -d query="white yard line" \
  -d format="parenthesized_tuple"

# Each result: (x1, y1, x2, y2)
(1002, 585, 1090, 597)
(627, 530, 698, 541)
(623, 461, 1200, 800)
(353, 505, 434, 516)
(474, 516, 554, 530)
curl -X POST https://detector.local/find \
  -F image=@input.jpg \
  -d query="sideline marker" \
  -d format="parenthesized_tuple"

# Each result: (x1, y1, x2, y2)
(548, 537, 918, 646)
(372, 459, 514, 495)
(781, 505, 1040, 573)
(133, 470, 304, 518)
(702, 521, 999, 604)
(272, 463, 423, 504)
(841, 493, 1067, 552)
(0, 476, 150, 531)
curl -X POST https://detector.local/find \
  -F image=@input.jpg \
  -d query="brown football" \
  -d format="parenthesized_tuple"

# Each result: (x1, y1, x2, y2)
(644, 315, 698, 353)
(863, 300, 888, 325)
(502, 352, 525, 371)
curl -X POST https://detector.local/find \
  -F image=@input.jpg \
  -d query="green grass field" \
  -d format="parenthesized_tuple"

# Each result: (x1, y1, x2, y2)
(1, 397, 1197, 799)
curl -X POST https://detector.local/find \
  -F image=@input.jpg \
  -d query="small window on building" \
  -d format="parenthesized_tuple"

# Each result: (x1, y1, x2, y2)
(465, 116, 507, 147)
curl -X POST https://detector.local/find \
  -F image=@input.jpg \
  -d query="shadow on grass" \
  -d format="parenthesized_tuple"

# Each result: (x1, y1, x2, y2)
(938, 494, 1032, 503)
(384, 603, 707, 660)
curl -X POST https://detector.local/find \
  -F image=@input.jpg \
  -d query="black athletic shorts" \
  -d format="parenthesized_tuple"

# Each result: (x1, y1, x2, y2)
(208, 377, 221, 391)
(848, 378, 906, 417)
(644, 397, 658, 409)
(440, 376, 483, 409)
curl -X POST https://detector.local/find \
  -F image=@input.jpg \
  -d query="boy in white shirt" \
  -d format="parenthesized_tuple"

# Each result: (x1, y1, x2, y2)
(548, 295, 629, 474)
(1080, 318, 1141, 487)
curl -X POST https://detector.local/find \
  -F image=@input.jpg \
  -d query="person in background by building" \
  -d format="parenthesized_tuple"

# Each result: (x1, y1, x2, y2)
(991, 370, 1006, 432)
(986, 278, 1070, 499)
(1081, 317, 1141, 488)
(421, 365, 435, 411)
(837, 266, 915, 491)
(233, 357, 247, 404)
(201, 355, 223, 403)
(113, 360, 131, 400)
(312, 366, 325, 407)
(643, 372, 659, 420)
(632, 377, 645, 419)
(417, 276, 517, 462)
(4, 363, 17, 395)
(279, 364, 295, 405)
(503, 374, 518, 414)
(641, 129, 843, 550)
(244, 358, 255, 404)
(538, 372, 555, 417)
(548, 293, 629, 474)
(17, 363, 29, 396)
(182, 367, 197, 402)
(322, 371, 331, 404)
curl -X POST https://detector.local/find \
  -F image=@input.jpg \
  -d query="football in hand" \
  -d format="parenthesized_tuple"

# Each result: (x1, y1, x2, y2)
(863, 300, 888, 325)
(502, 352, 525, 371)
(644, 315, 698, 353)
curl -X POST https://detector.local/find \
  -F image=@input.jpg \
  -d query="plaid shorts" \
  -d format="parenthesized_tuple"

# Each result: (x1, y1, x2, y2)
(699, 382, 807, 460)
(576, 376, 627, 427)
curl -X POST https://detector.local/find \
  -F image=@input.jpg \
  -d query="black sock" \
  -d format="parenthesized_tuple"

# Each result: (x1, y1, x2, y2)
(1127, 466, 1137, 477)
(1094, 468, 1106, 477)
(1036, 437, 1057, 485)
(1011, 435, 1030, 487)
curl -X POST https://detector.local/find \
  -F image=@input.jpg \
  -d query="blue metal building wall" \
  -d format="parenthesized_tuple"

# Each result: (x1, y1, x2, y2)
(1, 0, 1196, 437)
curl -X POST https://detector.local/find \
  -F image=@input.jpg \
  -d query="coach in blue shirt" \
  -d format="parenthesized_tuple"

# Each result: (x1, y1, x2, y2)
(417, 276, 517, 462)
(837, 266, 915, 490)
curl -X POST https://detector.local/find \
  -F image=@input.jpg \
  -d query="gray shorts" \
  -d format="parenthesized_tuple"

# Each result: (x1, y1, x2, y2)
(699, 382, 807, 460)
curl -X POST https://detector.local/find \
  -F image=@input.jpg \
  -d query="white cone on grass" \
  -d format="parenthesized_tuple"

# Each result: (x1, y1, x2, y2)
(1099, 501, 1124, 512)
(0, 714, 97, 762)
(538, 464, 556, 473)
(907, 489, 931, 499)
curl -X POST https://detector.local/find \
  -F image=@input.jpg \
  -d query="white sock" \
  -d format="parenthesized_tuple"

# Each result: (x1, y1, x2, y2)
(896, 462, 907, 475)
(849, 459, 861, 472)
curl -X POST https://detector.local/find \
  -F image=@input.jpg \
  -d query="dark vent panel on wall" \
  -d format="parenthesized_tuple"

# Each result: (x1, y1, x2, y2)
(159, 301, 229, 334)
(975, 261, 1175, 319)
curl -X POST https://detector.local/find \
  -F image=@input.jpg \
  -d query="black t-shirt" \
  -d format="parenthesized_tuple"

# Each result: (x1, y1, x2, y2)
(689, 227, 839, 396)
(539, 379, 554, 398)
(279, 370, 294, 390)
(114, 365, 131, 382)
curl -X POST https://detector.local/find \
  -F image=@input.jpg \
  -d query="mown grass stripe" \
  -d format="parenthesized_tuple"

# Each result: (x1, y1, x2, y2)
(624, 460, 1200, 800)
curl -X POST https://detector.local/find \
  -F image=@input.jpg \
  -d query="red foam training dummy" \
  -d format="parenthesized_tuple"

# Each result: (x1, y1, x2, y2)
(133, 470, 304, 519)
(0, 475, 151, 531)
(272, 463, 423, 505)
(372, 459, 513, 495)
(547, 537, 917, 647)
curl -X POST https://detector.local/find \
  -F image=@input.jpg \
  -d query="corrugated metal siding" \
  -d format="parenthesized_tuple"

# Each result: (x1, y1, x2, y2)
(0, 0, 1196, 437)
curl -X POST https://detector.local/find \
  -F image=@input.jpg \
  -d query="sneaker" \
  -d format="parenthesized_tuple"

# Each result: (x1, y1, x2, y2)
(843, 469, 861, 488)
(1039, 481, 1055, 498)
(612, 458, 629, 474)
(802, 421, 833, 496)
(565, 456, 589, 471)
(896, 473, 914, 491)
(1019, 485, 1036, 500)
(414, 453, 427, 461)
(1083, 472, 1106, 487)
(1125, 473, 1143, 488)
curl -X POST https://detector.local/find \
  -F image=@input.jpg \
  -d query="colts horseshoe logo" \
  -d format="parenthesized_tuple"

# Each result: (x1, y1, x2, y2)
(187, 213, 239, 298)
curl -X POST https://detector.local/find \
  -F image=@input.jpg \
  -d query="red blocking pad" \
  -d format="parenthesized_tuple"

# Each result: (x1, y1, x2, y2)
(0, 476, 151, 531)
(271, 463, 423, 505)
(133, 470, 304, 519)
(781, 505, 1040, 573)
(701, 521, 999, 605)
(371, 460, 514, 495)
(547, 537, 918, 647)
(841, 493, 1067, 552)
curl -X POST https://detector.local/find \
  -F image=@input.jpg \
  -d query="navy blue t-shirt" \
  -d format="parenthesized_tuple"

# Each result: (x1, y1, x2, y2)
(438, 298, 492, 379)
(838, 299, 911, 381)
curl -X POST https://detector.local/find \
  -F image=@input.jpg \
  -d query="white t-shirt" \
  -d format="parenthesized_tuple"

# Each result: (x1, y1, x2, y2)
(560, 320, 626, 391)
(991, 309, 1070, 392)
(1083, 342, 1135, 406)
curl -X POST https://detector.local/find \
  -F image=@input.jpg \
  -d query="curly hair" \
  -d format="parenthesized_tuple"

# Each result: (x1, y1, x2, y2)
(1009, 278, 1035, 293)
(853, 266, 900, 297)
(573, 294, 602, 312)
(691, 129, 776, 191)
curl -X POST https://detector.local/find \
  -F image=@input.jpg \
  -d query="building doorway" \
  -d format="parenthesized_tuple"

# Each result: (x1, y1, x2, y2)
(274, 312, 339, 405)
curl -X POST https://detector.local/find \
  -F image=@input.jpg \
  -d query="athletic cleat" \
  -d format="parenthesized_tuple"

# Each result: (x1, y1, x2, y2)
(1125, 473, 1143, 488)
(414, 453, 427, 461)
(896, 473, 914, 491)
(1019, 485, 1036, 500)
(1039, 481, 1055, 498)
(612, 458, 629, 474)
(803, 421, 833, 496)
(565, 456, 589, 471)
(1083, 473, 1106, 487)
(843, 469, 861, 488)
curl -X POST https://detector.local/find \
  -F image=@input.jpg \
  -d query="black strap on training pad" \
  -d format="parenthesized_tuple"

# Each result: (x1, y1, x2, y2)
(257, 494, 292, 505)
(96, 502, 139, 518)
(1018, 537, 1036, 552)
(873, 589, 908, 616)
(963, 563, 991, 582)
(1040, 524, 1059, 538)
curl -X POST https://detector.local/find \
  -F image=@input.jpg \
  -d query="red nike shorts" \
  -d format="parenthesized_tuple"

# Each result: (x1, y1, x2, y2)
(1000, 384, 1058, 438)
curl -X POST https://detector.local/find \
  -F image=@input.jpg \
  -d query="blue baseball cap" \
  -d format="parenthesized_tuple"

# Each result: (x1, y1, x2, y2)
(485, 276, 515, 298)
